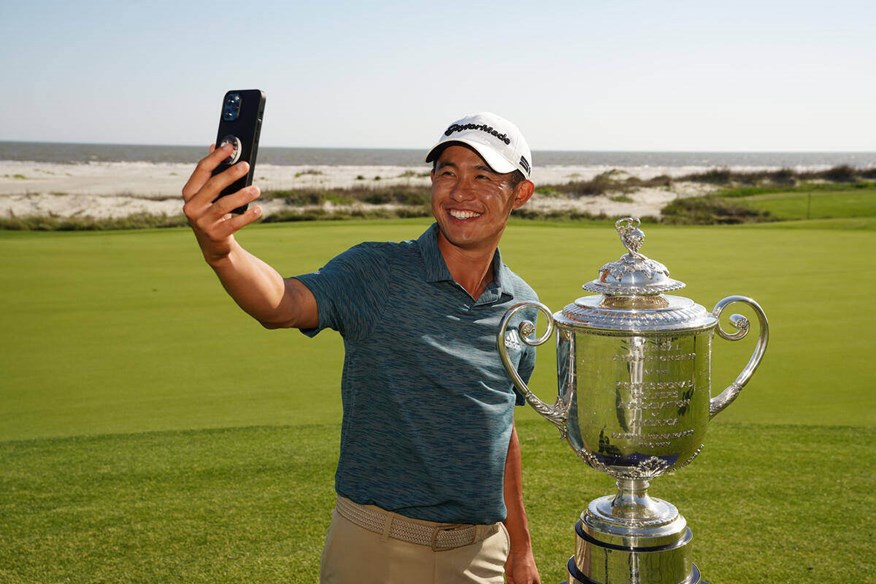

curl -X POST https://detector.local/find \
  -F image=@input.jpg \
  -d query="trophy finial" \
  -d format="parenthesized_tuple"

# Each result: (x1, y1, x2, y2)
(585, 216, 683, 297)
(615, 217, 645, 257)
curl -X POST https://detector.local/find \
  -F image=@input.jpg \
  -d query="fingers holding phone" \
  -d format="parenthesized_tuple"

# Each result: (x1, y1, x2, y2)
(183, 142, 233, 201)
(211, 90, 265, 215)
(183, 150, 262, 260)
(182, 90, 266, 262)
(183, 89, 265, 212)
(184, 144, 255, 208)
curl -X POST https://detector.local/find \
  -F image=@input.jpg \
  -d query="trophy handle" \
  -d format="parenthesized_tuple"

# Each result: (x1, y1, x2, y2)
(709, 296, 769, 419)
(497, 301, 570, 433)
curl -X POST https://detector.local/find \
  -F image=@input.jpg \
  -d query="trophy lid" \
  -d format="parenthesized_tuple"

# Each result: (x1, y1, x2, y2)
(556, 217, 716, 333)
(583, 217, 685, 297)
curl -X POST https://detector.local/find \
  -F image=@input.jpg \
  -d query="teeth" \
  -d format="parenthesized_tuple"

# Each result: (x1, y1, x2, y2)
(449, 209, 481, 219)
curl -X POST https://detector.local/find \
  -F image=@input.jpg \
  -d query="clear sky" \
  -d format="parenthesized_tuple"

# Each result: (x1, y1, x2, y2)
(3, 0, 874, 151)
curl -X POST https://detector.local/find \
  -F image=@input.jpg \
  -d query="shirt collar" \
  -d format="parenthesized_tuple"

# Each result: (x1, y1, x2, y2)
(418, 223, 452, 283)
(417, 223, 512, 303)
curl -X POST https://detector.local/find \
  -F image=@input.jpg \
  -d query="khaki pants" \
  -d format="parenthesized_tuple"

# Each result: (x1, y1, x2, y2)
(319, 507, 510, 584)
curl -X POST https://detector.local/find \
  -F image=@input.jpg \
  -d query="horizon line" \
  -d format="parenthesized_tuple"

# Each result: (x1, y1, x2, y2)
(1, 139, 875, 155)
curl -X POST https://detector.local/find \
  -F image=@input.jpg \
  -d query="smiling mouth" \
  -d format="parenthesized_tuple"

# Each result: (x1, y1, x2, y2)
(448, 209, 482, 220)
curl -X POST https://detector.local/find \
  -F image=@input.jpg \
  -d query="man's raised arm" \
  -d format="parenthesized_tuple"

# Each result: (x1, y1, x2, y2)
(181, 144, 318, 330)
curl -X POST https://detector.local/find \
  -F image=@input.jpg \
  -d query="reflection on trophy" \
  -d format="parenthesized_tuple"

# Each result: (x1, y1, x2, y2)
(498, 218, 768, 584)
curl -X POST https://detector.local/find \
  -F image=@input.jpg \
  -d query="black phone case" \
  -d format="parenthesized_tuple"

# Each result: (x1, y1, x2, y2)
(211, 89, 266, 214)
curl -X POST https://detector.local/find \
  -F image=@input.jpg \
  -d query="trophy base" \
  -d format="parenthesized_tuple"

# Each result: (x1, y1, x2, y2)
(563, 560, 704, 584)
(557, 479, 702, 584)
(566, 519, 700, 584)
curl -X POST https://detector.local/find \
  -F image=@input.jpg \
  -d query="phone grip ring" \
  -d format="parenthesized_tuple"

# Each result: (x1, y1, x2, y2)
(219, 135, 242, 165)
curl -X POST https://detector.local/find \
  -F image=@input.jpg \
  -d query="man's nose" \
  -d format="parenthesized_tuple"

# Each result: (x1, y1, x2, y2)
(449, 176, 475, 201)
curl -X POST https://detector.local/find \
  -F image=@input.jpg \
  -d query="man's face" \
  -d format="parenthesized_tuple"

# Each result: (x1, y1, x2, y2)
(430, 144, 533, 254)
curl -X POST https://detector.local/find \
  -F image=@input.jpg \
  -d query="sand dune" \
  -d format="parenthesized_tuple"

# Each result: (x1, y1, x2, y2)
(0, 160, 716, 219)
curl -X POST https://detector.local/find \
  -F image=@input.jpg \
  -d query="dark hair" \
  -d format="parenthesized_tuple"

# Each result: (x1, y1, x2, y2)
(506, 170, 526, 189)
(430, 144, 527, 189)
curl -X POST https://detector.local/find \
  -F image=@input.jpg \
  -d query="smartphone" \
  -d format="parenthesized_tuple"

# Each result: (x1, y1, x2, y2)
(211, 89, 266, 214)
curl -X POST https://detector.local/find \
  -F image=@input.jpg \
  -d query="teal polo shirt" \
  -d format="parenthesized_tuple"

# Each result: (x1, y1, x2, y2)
(294, 223, 537, 524)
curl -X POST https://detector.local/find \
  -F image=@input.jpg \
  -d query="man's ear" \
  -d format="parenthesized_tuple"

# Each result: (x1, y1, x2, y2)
(512, 180, 535, 209)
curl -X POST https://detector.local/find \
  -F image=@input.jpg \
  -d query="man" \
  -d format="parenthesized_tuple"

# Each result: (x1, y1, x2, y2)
(182, 112, 541, 584)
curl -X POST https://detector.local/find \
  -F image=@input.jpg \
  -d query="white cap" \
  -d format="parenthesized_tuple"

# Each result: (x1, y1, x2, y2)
(425, 112, 532, 178)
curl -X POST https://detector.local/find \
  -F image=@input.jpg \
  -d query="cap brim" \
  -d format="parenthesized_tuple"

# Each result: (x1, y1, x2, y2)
(425, 139, 518, 175)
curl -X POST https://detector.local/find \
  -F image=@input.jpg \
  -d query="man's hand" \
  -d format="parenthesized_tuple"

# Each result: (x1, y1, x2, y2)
(503, 424, 541, 583)
(182, 143, 263, 265)
(505, 546, 540, 584)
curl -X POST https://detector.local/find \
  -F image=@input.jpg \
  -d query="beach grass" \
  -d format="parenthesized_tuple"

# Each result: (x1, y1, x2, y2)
(1, 220, 874, 583)
(3, 165, 874, 232)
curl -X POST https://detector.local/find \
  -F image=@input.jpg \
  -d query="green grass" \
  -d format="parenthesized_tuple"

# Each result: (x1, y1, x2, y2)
(2, 422, 871, 584)
(1, 220, 874, 582)
(713, 181, 876, 221)
(0, 425, 337, 583)
(738, 189, 876, 220)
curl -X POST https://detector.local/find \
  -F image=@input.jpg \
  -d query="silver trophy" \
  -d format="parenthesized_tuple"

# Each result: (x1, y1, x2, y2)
(498, 218, 768, 584)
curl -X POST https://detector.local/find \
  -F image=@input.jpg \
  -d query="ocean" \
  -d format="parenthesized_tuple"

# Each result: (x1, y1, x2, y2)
(1, 141, 874, 170)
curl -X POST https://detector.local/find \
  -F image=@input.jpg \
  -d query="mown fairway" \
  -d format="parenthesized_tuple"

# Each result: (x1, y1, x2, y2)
(722, 182, 876, 221)
(743, 189, 876, 220)
(1, 219, 874, 583)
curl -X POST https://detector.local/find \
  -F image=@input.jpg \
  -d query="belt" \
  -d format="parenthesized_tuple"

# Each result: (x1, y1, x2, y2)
(335, 496, 500, 552)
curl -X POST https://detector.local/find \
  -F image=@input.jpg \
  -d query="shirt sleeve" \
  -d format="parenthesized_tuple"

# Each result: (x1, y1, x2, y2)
(293, 243, 391, 341)
(516, 343, 537, 400)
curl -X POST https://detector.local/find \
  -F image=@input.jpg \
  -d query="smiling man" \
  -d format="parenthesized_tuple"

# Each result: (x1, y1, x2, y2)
(182, 112, 541, 584)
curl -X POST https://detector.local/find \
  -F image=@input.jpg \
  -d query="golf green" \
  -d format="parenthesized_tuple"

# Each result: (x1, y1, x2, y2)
(1, 219, 873, 582)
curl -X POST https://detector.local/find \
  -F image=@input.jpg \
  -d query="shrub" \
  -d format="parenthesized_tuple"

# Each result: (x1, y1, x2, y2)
(0, 213, 188, 231)
(820, 165, 858, 183)
(661, 196, 775, 225)
(685, 168, 735, 185)
(284, 192, 325, 205)
(360, 189, 430, 206)
(768, 168, 798, 185)
(535, 186, 564, 198)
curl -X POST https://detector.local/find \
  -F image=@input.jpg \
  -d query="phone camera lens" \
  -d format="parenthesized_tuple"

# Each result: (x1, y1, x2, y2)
(222, 93, 242, 121)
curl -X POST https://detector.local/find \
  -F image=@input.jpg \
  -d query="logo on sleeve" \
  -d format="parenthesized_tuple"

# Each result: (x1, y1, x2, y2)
(504, 329, 522, 351)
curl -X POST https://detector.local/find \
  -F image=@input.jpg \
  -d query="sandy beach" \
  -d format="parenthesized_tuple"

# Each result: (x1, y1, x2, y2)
(0, 160, 720, 220)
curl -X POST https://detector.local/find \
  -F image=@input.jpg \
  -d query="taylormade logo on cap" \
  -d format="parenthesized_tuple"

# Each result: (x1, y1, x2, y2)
(425, 112, 533, 178)
(444, 123, 511, 145)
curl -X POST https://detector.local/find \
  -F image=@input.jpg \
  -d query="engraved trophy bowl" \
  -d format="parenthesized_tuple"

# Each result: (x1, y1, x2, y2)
(498, 218, 768, 584)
